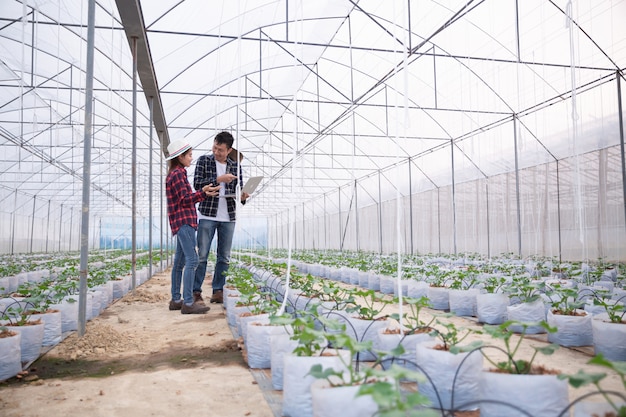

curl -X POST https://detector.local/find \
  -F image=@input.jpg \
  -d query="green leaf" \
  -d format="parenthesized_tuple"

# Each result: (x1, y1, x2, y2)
(557, 370, 606, 388)
(534, 343, 559, 356)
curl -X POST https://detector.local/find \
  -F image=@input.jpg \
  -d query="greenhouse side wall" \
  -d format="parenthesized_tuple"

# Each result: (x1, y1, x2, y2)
(271, 145, 625, 262)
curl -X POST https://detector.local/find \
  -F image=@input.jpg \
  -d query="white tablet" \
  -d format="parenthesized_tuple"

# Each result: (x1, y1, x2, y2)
(220, 176, 263, 198)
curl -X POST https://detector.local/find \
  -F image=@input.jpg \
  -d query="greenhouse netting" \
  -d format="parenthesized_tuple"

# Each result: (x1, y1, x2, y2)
(0, 0, 624, 262)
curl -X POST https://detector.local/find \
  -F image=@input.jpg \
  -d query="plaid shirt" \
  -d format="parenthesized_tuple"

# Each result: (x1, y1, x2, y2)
(194, 154, 244, 222)
(166, 166, 206, 236)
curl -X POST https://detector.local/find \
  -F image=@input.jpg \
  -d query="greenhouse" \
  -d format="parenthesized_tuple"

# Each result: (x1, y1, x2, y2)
(1, 0, 625, 416)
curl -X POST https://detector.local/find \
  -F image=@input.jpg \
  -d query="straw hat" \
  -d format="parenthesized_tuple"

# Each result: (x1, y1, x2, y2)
(166, 139, 191, 160)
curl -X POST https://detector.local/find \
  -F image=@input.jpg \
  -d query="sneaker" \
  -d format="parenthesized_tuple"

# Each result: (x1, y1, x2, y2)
(210, 290, 223, 304)
(181, 302, 211, 314)
(193, 291, 205, 305)
(169, 299, 183, 311)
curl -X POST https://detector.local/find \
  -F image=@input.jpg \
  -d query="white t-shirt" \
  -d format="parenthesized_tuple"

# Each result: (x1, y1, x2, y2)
(198, 160, 231, 222)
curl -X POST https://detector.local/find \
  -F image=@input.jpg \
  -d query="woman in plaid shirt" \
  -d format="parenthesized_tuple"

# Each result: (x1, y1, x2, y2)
(166, 139, 220, 314)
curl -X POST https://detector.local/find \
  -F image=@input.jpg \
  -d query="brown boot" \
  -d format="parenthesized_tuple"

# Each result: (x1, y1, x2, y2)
(181, 302, 211, 314)
(193, 292, 206, 305)
(168, 299, 183, 311)
(210, 290, 223, 304)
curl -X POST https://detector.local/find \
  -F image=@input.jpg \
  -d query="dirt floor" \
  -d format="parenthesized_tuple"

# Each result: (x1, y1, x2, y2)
(0, 269, 274, 417)
(0, 266, 624, 416)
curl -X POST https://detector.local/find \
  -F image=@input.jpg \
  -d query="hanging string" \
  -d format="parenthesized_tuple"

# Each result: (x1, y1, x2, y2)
(391, 0, 409, 335)
(278, 0, 303, 316)
(565, 0, 587, 260)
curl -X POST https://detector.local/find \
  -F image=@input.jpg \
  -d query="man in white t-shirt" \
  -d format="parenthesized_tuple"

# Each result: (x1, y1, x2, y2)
(193, 131, 248, 304)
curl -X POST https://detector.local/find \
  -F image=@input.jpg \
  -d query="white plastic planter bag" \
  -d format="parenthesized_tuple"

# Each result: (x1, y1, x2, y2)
(85, 292, 95, 321)
(592, 313, 626, 360)
(247, 323, 289, 369)
(0, 331, 21, 381)
(31, 311, 62, 347)
(427, 287, 450, 311)
(449, 289, 479, 317)
(11, 322, 44, 364)
(282, 350, 350, 417)
(358, 271, 370, 288)
(349, 270, 360, 285)
(0, 276, 16, 295)
(546, 310, 593, 347)
(340, 267, 351, 284)
(51, 296, 79, 332)
(90, 290, 103, 318)
(345, 316, 389, 362)
(415, 339, 483, 411)
(584, 299, 614, 316)
(227, 303, 248, 328)
(367, 274, 380, 291)
(506, 300, 546, 334)
(375, 328, 433, 371)
(573, 400, 626, 417)
(479, 371, 569, 417)
(233, 305, 253, 336)
(407, 280, 429, 299)
(379, 276, 395, 294)
(105, 281, 116, 306)
(240, 313, 269, 346)
(111, 278, 126, 300)
(476, 293, 509, 324)
(393, 280, 409, 297)
(95, 283, 113, 310)
(224, 293, 241, 318)
(310, 378, 378, 417)
(270, 332, 298, 390)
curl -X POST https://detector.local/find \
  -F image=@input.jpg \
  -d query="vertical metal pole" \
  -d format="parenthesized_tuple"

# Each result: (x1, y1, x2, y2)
(324, 194, 327, 251)
(30, 197, 36, 253)
(131, 36, 138, 289)
(486, 182, 491, 259)
(437, 189, 442, 253)
(338, 189, 342, 251)
(617, 73, 626, 234)
(69, 208, 73, 251)
(10, 190, 17, 255)
(45, 200, 51, 253)
(556, 161, 563, 262)
(78, 0, 96, 337)
(59, 204, 63, 252)
(408, 158, 414, 254)
(301, 202, 308, 249)
(354, 180, 359, 252)
(451, 138, 458, 255)
(160, 132, 164, 270)
(378, 171, 383, 254)
(513, 116, 523, 257)
(148, 97, 154, 278)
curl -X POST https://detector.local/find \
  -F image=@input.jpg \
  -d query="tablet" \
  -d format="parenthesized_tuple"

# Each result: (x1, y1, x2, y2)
(220, 176, 263, 198)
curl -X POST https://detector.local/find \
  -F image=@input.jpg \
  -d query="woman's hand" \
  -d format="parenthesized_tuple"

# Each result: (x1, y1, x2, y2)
(202, 184, 221, 196)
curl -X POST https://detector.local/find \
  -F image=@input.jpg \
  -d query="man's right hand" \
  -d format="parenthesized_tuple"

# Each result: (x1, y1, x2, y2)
(217, 173, 237, 183)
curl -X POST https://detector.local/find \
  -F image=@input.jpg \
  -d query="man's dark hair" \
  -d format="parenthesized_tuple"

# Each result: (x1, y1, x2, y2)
(214, 131, 234, 149)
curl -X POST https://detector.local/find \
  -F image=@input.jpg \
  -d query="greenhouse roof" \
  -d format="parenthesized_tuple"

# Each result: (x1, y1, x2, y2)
(0, 0, 624, 221)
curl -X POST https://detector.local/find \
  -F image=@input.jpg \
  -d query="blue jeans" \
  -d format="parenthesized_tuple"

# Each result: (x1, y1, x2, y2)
(171, 224, 198, 305)
(194, 219, 235, 293)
